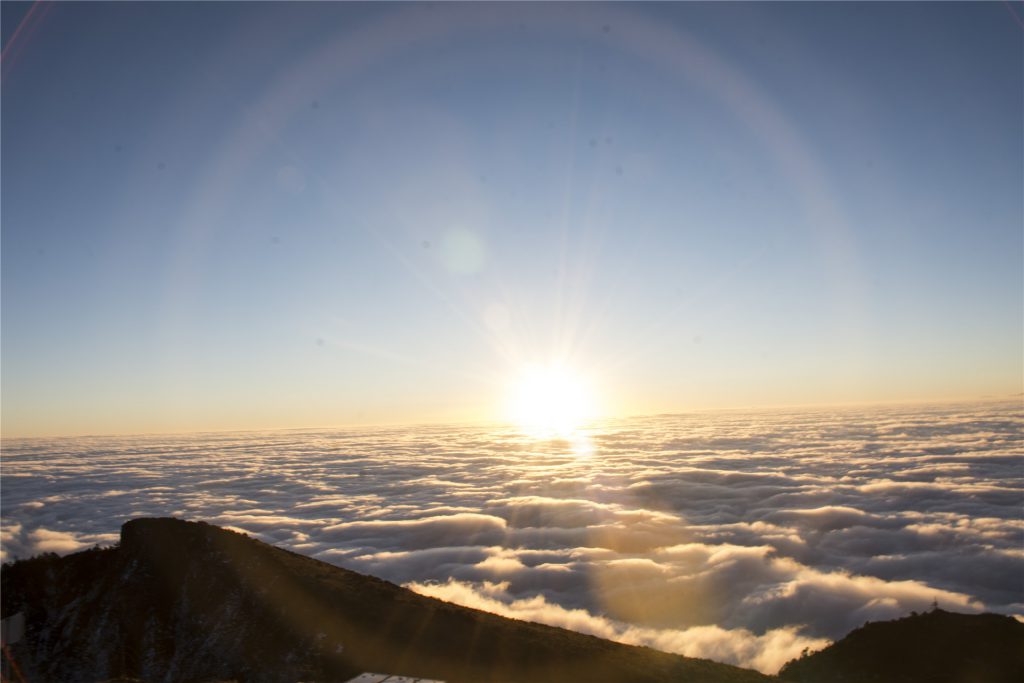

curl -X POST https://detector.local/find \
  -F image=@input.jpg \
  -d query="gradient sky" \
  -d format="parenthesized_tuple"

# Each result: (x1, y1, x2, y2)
(2, 1, 1022, 437)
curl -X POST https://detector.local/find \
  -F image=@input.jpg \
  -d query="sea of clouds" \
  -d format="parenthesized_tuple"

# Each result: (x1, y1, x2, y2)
(2, 401, 1022, 673)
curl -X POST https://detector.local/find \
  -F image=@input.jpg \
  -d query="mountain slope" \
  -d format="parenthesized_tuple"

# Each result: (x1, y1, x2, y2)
(1, 517, 772, 683)
(778, 608, 1024, 683)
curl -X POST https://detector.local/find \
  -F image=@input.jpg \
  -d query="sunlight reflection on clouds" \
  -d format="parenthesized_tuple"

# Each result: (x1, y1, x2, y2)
(1, 401, 1021, 673)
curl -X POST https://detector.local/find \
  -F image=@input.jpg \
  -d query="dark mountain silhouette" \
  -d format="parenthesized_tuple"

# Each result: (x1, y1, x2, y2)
(778, 607, 1024, 683)
(1, 517, 771, 683)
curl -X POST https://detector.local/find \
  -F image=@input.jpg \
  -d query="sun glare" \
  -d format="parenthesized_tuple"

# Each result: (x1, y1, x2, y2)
(506, 364, 597, 436)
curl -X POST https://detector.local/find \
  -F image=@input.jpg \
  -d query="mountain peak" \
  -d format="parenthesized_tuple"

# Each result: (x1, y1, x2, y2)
(120, 516, 213, 546)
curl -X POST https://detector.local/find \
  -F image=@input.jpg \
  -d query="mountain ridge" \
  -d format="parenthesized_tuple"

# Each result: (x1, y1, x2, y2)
(1, 517, 771, 683)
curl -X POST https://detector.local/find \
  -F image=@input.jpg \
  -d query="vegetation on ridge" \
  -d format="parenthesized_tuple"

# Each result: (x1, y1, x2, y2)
(778, 607, 1024, 683)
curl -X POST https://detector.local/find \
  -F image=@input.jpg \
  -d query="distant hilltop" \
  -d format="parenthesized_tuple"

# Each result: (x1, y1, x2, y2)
(778, 607, 1024, 683)
(2, 517, 1022, 683)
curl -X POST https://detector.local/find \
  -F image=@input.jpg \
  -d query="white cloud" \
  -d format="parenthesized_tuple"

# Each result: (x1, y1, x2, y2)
(407, 578, 831, 674)
(1, 400, 1021, 672)
(30, 528, 88, 554)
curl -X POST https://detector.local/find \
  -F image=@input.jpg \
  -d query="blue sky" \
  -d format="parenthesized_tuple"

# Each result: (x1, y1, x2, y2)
(2, 2, 1021, 436)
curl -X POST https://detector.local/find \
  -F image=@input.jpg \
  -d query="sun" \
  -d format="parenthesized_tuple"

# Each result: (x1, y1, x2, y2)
(506, 363, 597, 436)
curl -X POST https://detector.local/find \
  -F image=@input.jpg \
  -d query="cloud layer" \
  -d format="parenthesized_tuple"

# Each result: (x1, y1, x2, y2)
(2, 401, 1021, 672)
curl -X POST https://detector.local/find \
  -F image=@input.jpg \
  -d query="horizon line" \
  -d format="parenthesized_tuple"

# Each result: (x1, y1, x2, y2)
(2, 393, 1020, 441)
